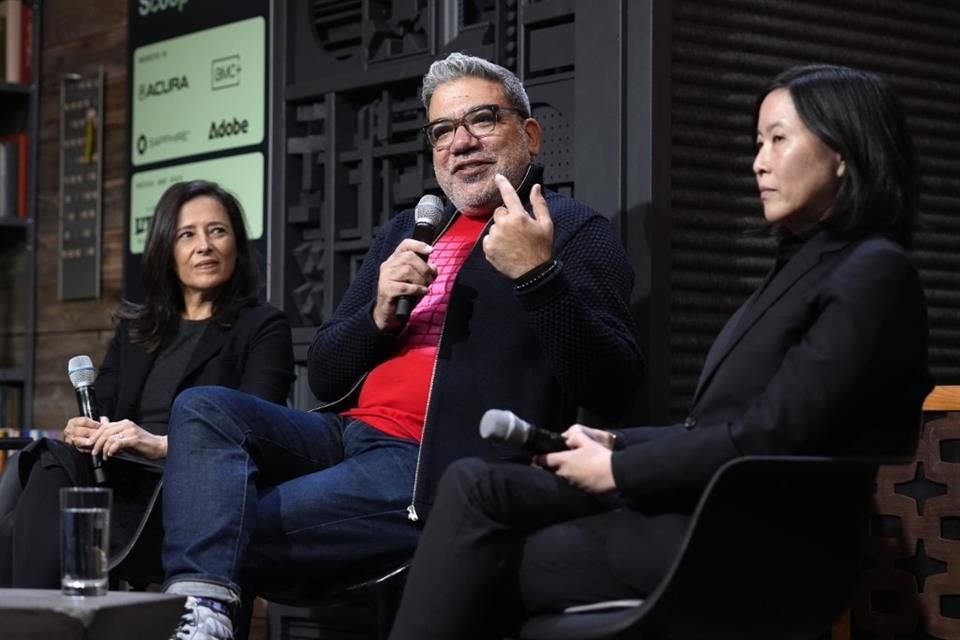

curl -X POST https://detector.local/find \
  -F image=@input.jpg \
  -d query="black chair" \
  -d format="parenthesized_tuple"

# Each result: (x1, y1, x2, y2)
(0, 450, 26, 518)
(519, 456, 880, 640)
(264, 563, 409, 640)
(0, 441, 33, 523)
(259, 397, 413, 639)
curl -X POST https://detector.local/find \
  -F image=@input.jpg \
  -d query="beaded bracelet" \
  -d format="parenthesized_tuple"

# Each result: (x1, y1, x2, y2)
(514, 259, 559, 292)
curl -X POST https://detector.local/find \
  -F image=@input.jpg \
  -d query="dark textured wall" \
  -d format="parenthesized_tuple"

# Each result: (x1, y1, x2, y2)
(669, 0, 960, 418)
(272, 1, 960, 423)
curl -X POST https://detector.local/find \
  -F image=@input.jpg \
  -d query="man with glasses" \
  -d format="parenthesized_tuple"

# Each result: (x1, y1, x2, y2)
(162, 52, 641, 640)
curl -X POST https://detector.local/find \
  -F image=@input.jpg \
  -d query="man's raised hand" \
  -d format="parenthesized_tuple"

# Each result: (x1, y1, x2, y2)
(482, 173, 554, 279)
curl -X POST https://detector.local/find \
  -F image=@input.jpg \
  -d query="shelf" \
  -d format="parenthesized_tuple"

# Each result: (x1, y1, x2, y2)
(0, 82, 31, 96)
(0, 367, 26, 384)
(0, 217, 30, 229)
(0, 220, 29, 249)
(0, 436, 32, 450)
(0, 85, 31, 135)
(0, 0, 38, 433)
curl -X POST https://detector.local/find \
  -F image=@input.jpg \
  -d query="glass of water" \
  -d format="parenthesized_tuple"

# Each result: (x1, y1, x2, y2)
(60, 487, 112, 596)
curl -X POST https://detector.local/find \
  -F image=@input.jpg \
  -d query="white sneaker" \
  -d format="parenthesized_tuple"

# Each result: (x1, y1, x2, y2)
(171, 596, 234, 640)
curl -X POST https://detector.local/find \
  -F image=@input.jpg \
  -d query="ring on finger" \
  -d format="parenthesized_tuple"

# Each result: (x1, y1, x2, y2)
(112, 433, 124, 441)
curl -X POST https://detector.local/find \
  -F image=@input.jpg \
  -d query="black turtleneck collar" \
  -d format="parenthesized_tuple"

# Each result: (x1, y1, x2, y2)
(773, 224, 822, 274)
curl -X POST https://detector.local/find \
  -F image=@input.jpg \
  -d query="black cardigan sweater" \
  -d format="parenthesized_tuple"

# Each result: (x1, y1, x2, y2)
(307, 190, 643, 520)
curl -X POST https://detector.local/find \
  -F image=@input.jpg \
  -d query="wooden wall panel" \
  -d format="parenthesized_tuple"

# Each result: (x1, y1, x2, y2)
(29, 0, 128, 427)
(32, 328, 114, 427)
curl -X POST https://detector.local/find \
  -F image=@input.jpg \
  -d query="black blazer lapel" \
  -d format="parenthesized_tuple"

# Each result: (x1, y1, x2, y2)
(693, 231, 850, 404)
(178, 320, 228, 385)
(693, 286, 763, 403)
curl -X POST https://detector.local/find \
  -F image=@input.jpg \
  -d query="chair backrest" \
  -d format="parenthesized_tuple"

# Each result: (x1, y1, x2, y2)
(0, 450, 24, 518)
(264, 564, 410, 640)
(644, 456, 877, 639)
(521, 456, 879, 640)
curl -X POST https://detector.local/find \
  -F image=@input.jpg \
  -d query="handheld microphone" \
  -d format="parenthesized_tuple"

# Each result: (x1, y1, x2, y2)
(479, 409, 568, 454)
(67, 355, 107, 485)
(395, 194, 443, 323)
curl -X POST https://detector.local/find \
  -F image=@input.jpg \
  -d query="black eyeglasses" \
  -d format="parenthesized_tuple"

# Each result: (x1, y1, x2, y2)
(421, 103, 529, 149)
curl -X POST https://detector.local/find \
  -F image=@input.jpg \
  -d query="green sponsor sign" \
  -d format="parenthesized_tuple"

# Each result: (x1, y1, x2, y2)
(131, 16, 265, 165)
(129, 152, 264, 254)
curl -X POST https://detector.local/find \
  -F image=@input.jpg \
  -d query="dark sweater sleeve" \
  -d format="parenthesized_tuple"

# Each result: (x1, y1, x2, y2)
(306, 216, 408, 403)
(515, 206, 643, 420)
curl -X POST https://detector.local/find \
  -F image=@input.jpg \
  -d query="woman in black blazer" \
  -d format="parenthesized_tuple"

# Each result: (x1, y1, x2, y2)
(0, 180, 294, 588)
(388, 65, 934, 640)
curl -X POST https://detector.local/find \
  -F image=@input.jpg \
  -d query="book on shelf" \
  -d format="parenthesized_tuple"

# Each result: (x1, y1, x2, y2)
(0, 132, 27, 216)
(1, 0, 30, 84)
(0, 139, 17, 219)
(0, 6, 5, 80)
(1, 0, 19, 83)
(0, 383, 20, 431)
(19, 0, 30, 83)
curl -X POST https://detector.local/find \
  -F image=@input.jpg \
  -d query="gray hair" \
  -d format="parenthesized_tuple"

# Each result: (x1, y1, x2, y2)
(421, 52, 531, 115)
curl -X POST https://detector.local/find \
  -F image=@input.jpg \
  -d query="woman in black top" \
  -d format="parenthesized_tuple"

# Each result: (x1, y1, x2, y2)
(0, 179, 294, 588)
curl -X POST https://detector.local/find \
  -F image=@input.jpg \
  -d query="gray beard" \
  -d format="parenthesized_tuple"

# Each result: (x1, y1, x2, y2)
(447, 186, 500, 212)
(444, 163, 530, 213)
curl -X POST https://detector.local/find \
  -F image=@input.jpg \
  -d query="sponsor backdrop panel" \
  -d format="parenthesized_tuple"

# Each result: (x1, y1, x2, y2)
(125, 0, 269, 300)
(131, 17, 265, 165)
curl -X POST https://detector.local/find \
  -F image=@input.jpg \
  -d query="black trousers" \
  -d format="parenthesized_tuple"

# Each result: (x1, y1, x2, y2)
(0, 440, 165, 590)
(0, 460, 69, 588)
(389, 458, 685, 640)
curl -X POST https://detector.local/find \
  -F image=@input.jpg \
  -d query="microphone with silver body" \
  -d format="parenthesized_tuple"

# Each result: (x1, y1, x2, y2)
(395, 195, 444, 324)
(479, 409, 568, 453)
(67, 355, 108, 485)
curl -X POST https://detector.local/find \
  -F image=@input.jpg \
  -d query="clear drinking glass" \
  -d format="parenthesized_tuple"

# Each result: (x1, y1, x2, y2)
(60, 486, 112, 596)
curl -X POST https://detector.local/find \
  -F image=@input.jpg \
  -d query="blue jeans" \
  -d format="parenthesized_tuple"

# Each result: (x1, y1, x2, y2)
(161, 386, 421, 603)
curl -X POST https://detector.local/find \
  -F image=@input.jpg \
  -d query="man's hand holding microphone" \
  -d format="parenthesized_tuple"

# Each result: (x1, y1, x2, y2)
(373, 196, 442, 332)
(374, 172, 556, 331)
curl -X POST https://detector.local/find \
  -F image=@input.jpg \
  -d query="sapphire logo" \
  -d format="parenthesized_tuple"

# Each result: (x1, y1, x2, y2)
(135, 130, 189, 156)
(138, 75, 189, 101)
(209, 117, 250, 139)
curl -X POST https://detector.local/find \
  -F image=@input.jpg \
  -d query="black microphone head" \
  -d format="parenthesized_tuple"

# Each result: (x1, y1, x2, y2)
(414, 194, 443, 228)
(68, 355, 96, 389)
(479, 409, 527, 445)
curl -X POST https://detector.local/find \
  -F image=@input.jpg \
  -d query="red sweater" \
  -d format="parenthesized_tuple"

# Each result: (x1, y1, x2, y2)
(341, 214, 489, 441)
